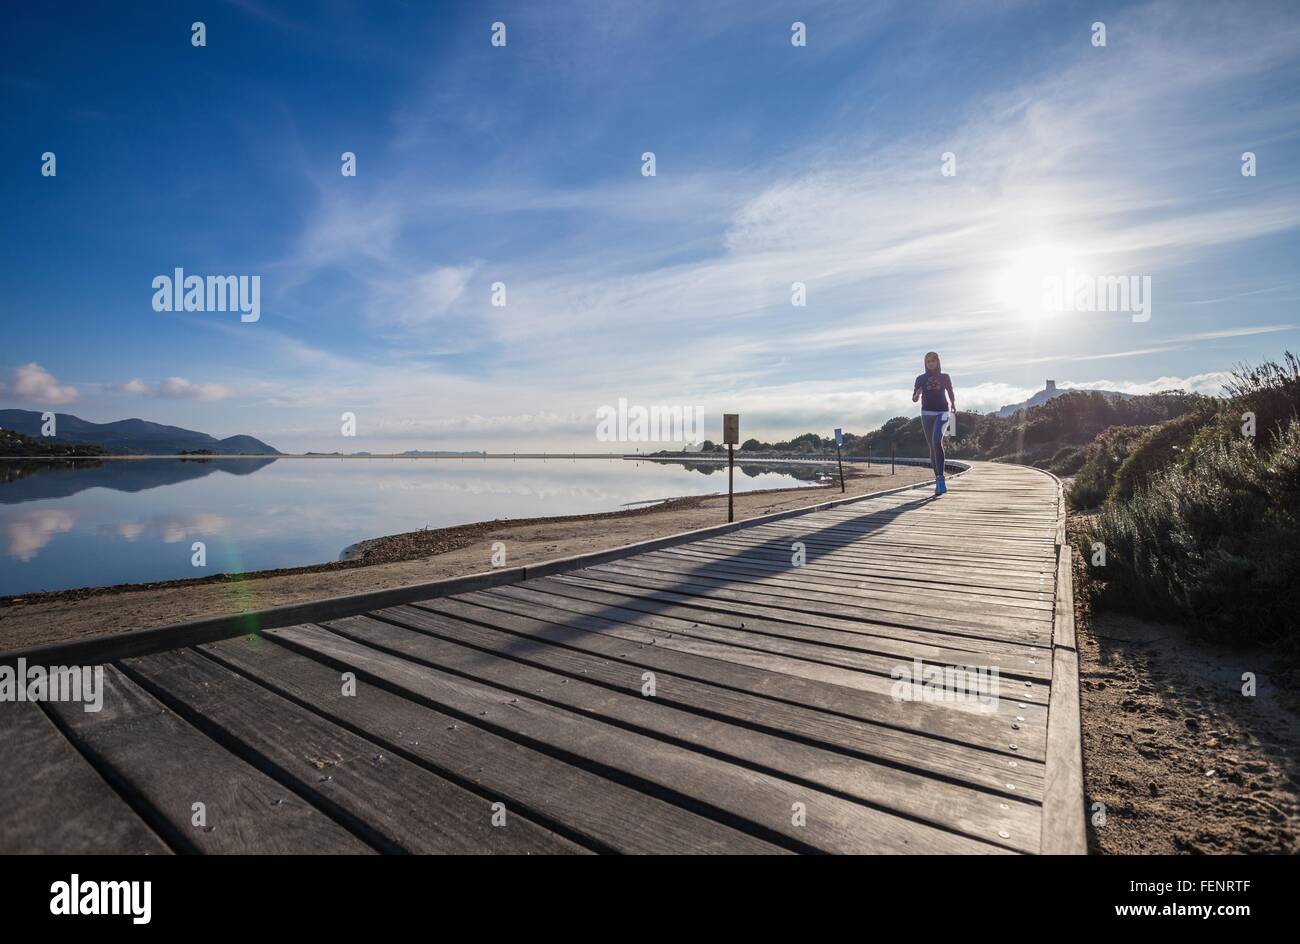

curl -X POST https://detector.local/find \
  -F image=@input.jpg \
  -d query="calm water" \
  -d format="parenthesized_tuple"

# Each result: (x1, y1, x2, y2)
(0, 457, 828, 595)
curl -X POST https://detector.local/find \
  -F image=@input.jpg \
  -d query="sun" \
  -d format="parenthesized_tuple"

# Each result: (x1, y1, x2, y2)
(993, 244, 1081, 320)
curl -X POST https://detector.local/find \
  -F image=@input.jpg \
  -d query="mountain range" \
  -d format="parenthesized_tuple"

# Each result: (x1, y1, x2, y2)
(0, 410, 280, 455)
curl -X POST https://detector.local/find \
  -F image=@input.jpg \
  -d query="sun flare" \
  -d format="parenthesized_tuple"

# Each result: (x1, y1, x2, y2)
(993, 244, 1082, 320)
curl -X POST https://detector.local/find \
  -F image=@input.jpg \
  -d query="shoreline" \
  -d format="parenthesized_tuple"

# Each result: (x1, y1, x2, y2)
(0, 464, 931, 651)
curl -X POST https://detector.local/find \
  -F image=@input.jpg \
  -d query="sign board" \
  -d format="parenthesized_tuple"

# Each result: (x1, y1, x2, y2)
(834, 427, 843, 447)
(942, 413, 957, 439)
(722, 413, 739, 445)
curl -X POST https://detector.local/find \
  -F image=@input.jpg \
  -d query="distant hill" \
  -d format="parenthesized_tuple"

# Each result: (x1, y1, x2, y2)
(995, 379, 1133, 417)
(211, 434, 277, 454)
(0, 427, 106, 457)
(0, 410, 280, 455)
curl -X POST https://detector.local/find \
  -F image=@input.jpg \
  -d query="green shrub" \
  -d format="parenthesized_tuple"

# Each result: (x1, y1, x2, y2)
(1078, 420, 1300, 655)
(1173, 352, 1300, 462)
(1049, 445, 1085, 476)
(1067, 425, 1149, 511)
(1223, 351, 1300, 453)
(1108, 404, 1216, 504)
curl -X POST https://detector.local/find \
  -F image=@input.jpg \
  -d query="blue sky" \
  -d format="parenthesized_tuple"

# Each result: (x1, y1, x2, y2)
(2, 0, 1299, 452)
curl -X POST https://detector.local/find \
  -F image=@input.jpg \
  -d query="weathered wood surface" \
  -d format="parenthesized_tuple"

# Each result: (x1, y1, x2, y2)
(0, 461, 1083, 854)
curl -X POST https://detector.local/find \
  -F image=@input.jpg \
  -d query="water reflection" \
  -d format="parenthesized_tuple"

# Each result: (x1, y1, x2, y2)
(636, 457, 836, 483)
(0, 457, 276, 504)
(5, 507, 78, 562)
(101, 512, 232, 544)
(0, 457, 824, 595)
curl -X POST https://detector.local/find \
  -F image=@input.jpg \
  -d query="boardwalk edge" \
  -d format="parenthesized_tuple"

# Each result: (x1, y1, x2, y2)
(1038, 471, 1087, 854)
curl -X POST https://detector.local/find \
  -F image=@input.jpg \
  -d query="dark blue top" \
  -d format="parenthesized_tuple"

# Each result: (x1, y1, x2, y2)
(914, 371, 954, 412)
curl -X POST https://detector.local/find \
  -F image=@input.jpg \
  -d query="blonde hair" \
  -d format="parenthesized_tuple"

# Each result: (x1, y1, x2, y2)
(924, 351, 941, 371)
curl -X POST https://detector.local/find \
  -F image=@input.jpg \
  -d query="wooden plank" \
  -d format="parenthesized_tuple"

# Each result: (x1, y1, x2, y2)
(641, 521, 1056, 559)
(1054, 478, 1068, 547)
(0, 700, 170, 854)
(201, 634, 784, 854)
(122, 649, 585, 854)
(485, 583, 1050, 688)
(757, 506, 1057, 535)
(728, 540, 1050, 577)
(581, 562, 1053, 646)
(44, 664, 373, 853)
(268, 622, 1011, 854)
(1041, 647, 1086, 854)
(1041, 483, 1086, 854)
(415, 595, 1049, 761)
(332, 609, 1042, 849)
(672, 525, 1057, 570)
(613, 545, 1056, 596)
(646, 538, 1054, 595)
(764, 539, 1049, 564)
(543, 572, 1051, 668)
(737, 494, 1048, 517)
(497, 580, 1052, 681)
(517, 473, 967, 581)
(745, 521, 1058, 556)
(619, 549, 1055, 617)
(377, 603, 1046, 797)
(1053, 546, 1077, 651)
(656, 541, 1052, 597)
(739, 503, 1050, 521)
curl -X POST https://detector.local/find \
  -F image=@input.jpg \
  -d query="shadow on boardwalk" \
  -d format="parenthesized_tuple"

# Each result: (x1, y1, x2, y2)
(340, 486, 946, 663)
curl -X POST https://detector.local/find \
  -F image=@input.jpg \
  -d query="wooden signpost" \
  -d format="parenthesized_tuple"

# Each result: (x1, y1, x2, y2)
(723, 413, 739, 522)
(834, 427, 845, 492)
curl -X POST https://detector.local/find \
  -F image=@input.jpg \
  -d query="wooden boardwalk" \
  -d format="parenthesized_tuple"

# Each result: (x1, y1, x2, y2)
(0, 461, 1084, 854)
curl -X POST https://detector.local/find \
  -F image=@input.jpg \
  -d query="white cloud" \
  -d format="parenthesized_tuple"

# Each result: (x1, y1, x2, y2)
(113, 377, 231, 401)
(9, 363, 78, 405)
(293, 194, 404, 272)
(1062, 373, 1232, 398)
(370, 264, 480, 328)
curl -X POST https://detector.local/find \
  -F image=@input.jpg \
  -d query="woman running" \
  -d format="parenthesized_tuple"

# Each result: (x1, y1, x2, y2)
(912, 351, 955, 495)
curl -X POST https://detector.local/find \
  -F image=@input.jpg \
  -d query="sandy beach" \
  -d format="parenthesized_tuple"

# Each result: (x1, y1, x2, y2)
(0, 463, 930, 652)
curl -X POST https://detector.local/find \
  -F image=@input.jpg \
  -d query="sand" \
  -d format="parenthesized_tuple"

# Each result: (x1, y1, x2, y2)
(1071, 534, 1300, 853)
(0, 464, 931, 651)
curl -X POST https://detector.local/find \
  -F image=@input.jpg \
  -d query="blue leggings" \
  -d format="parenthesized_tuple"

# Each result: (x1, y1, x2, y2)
(921, 414, 946, 478)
